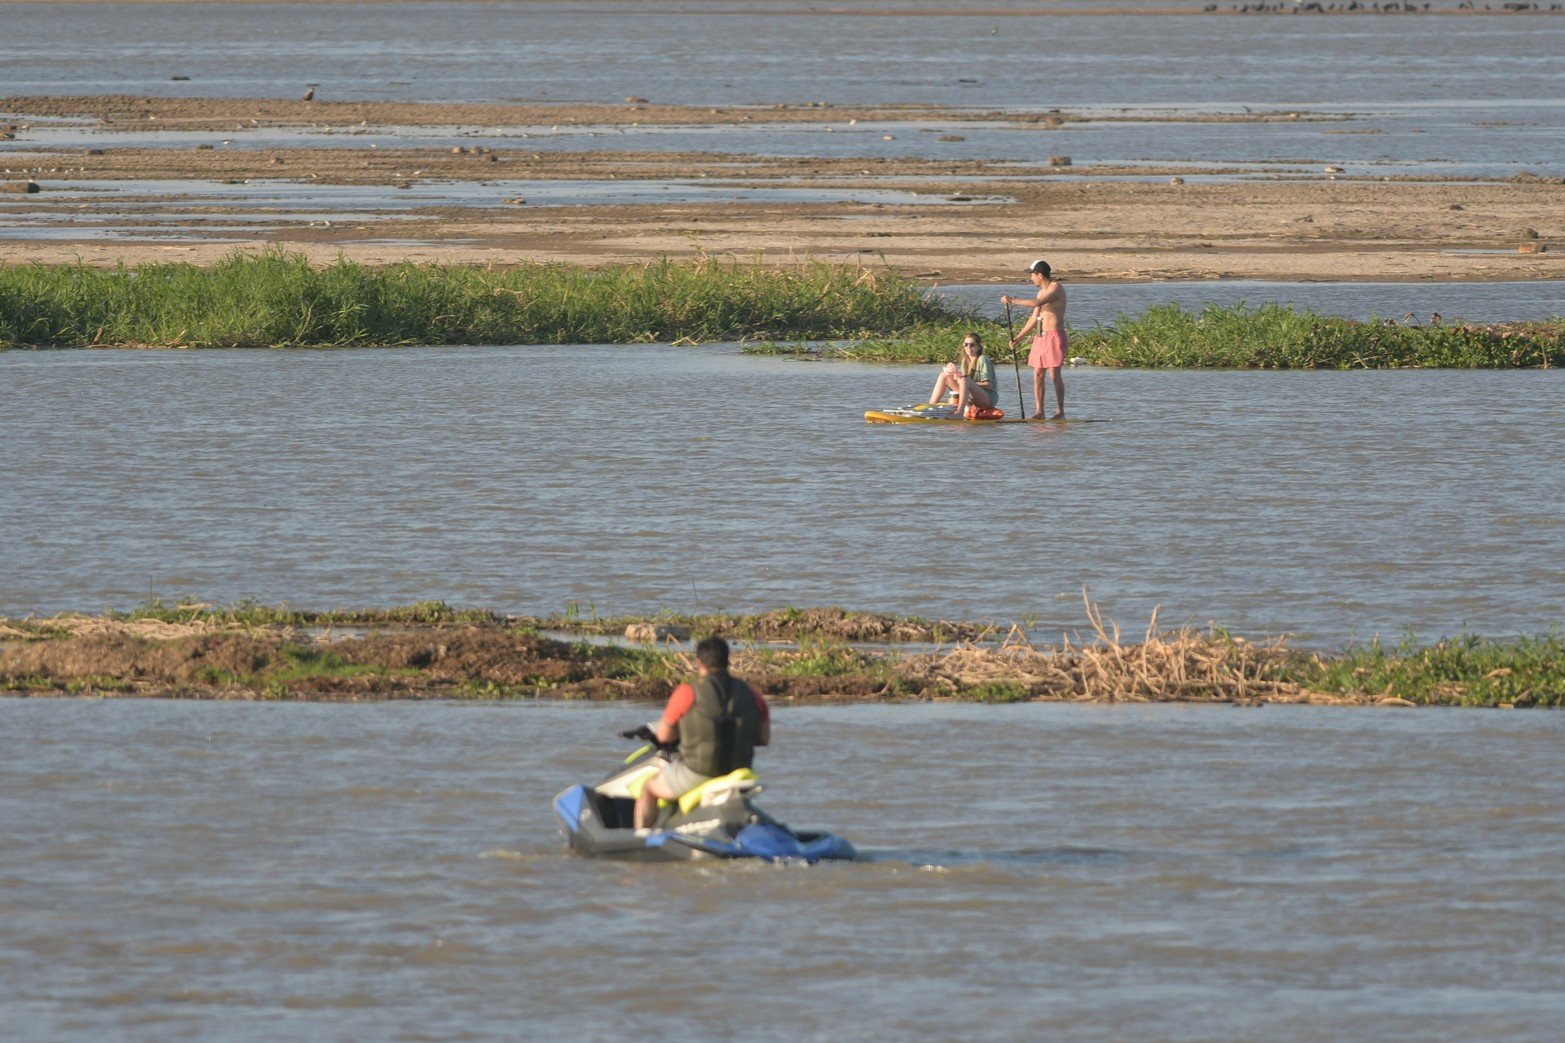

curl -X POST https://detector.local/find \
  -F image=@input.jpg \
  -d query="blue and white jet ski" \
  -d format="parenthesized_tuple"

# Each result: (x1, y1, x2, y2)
(553, 729, 856, 864)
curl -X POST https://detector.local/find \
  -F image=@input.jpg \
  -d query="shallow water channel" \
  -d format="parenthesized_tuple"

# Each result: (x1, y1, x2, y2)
(4, 2, 1563, 177)
(3, 343, 1563, 644)
(3, 699, 1562, 1041)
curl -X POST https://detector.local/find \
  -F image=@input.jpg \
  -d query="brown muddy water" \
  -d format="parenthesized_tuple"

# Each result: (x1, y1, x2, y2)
(2, 344, 1563, 644)
(3, 698, 1562, 1041)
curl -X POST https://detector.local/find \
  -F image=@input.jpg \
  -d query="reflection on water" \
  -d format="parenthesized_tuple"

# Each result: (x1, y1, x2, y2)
(2, 344, 1561, 643)
(2, 700, 1562, 1041)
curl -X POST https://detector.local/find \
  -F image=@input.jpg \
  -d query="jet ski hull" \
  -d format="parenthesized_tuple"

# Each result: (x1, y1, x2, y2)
(553, 780, 856, 864)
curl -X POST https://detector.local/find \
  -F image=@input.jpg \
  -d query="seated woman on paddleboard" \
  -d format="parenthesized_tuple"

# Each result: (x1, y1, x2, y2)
(927, 334, 997, 416)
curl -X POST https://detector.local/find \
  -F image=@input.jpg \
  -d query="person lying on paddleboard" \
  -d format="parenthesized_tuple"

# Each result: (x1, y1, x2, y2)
(633, 636, 771, 833)
(1002, 259, 1067, 419)
(927, 333, 997, 416)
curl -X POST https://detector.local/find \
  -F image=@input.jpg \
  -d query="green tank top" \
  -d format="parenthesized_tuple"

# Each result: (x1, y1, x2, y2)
(966, 355, 997, 402)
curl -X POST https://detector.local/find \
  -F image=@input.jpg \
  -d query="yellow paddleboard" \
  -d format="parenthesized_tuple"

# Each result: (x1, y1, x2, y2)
(865, 405, 1090, 425)
(865, 408, 1003, 425)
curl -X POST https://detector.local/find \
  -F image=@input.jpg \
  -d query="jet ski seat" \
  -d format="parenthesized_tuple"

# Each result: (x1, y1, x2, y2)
(677, 768, 759, 815)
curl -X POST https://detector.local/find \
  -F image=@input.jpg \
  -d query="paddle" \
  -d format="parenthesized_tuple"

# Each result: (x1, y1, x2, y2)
(1002, 300, 1026, 417)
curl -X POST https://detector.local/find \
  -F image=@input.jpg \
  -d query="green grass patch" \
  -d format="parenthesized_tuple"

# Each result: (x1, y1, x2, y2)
(747, 638, 876, 679)
(64, 675, 132, 692)
(595, 646, 685, 683)
(0, 621, 75, 640)
(193, 664, 253, 688)
(452, 679, 574, 700)
(1077, 304, 1564, 369)
(965, 682, 1032, 703)
(252, 645, 413, 697)
(114, 597, 499, 627)
(527, 604, 986, 644)
(746, 305, 1564, 369)
(274, 645, 370, 675)
(2, 674, 64, 692)
(1296, 632, 1565, 707)
(0, 252, 951, 350)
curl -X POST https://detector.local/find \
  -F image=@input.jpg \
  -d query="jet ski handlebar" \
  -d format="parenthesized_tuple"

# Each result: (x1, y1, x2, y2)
(618, 724, 678, 753)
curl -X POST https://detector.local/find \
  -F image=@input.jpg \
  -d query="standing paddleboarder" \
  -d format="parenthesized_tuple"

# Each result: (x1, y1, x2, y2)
(1002, 259, 1067, 419)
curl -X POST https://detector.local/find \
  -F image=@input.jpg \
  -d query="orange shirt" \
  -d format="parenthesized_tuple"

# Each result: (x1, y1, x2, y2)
(660, 679, 770, 728)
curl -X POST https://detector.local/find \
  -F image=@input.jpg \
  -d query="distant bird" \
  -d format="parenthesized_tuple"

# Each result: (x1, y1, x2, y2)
(302, 85, 316, 102)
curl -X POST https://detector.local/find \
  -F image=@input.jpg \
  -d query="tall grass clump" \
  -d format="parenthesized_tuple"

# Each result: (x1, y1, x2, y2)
(0, 252, 952, 349)
(1075, 303, 1564, 369)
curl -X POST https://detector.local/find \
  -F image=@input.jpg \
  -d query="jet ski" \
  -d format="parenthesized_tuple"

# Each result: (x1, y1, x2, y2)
(553, 729, 856, 864)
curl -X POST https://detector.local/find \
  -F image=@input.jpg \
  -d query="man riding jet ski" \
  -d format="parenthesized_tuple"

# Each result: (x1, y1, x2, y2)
(553, 637, 855, 863)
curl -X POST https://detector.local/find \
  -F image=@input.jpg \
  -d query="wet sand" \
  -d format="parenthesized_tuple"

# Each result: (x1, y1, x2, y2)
(3, 95, 1561, 282)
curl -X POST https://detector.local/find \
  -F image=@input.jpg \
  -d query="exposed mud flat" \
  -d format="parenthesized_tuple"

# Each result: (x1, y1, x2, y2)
(3, 95, 1560, 282)
(0, 623, 1267, 703)
(0, 95, 1354, 131)
(0, 626, 662, 701)
(0, 611, 988, 703)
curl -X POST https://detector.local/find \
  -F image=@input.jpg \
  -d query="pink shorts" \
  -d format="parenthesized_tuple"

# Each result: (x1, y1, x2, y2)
(1029, 330, 1066, 370)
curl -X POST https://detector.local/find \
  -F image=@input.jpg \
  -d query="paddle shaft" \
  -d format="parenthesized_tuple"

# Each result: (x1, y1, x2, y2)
(1003, 300, 1025, 417)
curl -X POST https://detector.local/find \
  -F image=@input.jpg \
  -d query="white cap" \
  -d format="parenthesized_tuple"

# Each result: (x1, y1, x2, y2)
(1026, 259, 1051, 275)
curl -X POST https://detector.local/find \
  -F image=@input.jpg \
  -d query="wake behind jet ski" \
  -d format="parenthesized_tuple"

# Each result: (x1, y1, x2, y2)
(552, 728, 856, 863)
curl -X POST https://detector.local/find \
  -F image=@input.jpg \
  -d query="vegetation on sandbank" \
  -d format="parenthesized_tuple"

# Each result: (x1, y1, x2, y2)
(749, 303, 1564, 369)
(2, 600, 1558, 708)
(3, 254, 1557, 367)
(0, 252, 945, 350)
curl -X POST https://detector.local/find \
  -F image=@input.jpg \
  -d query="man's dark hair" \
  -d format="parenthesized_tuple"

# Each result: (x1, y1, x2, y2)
(695, 636, 731, 672)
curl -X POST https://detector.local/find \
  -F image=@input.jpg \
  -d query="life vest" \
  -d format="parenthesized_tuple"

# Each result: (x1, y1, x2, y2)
(678, 672, 762, 778)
